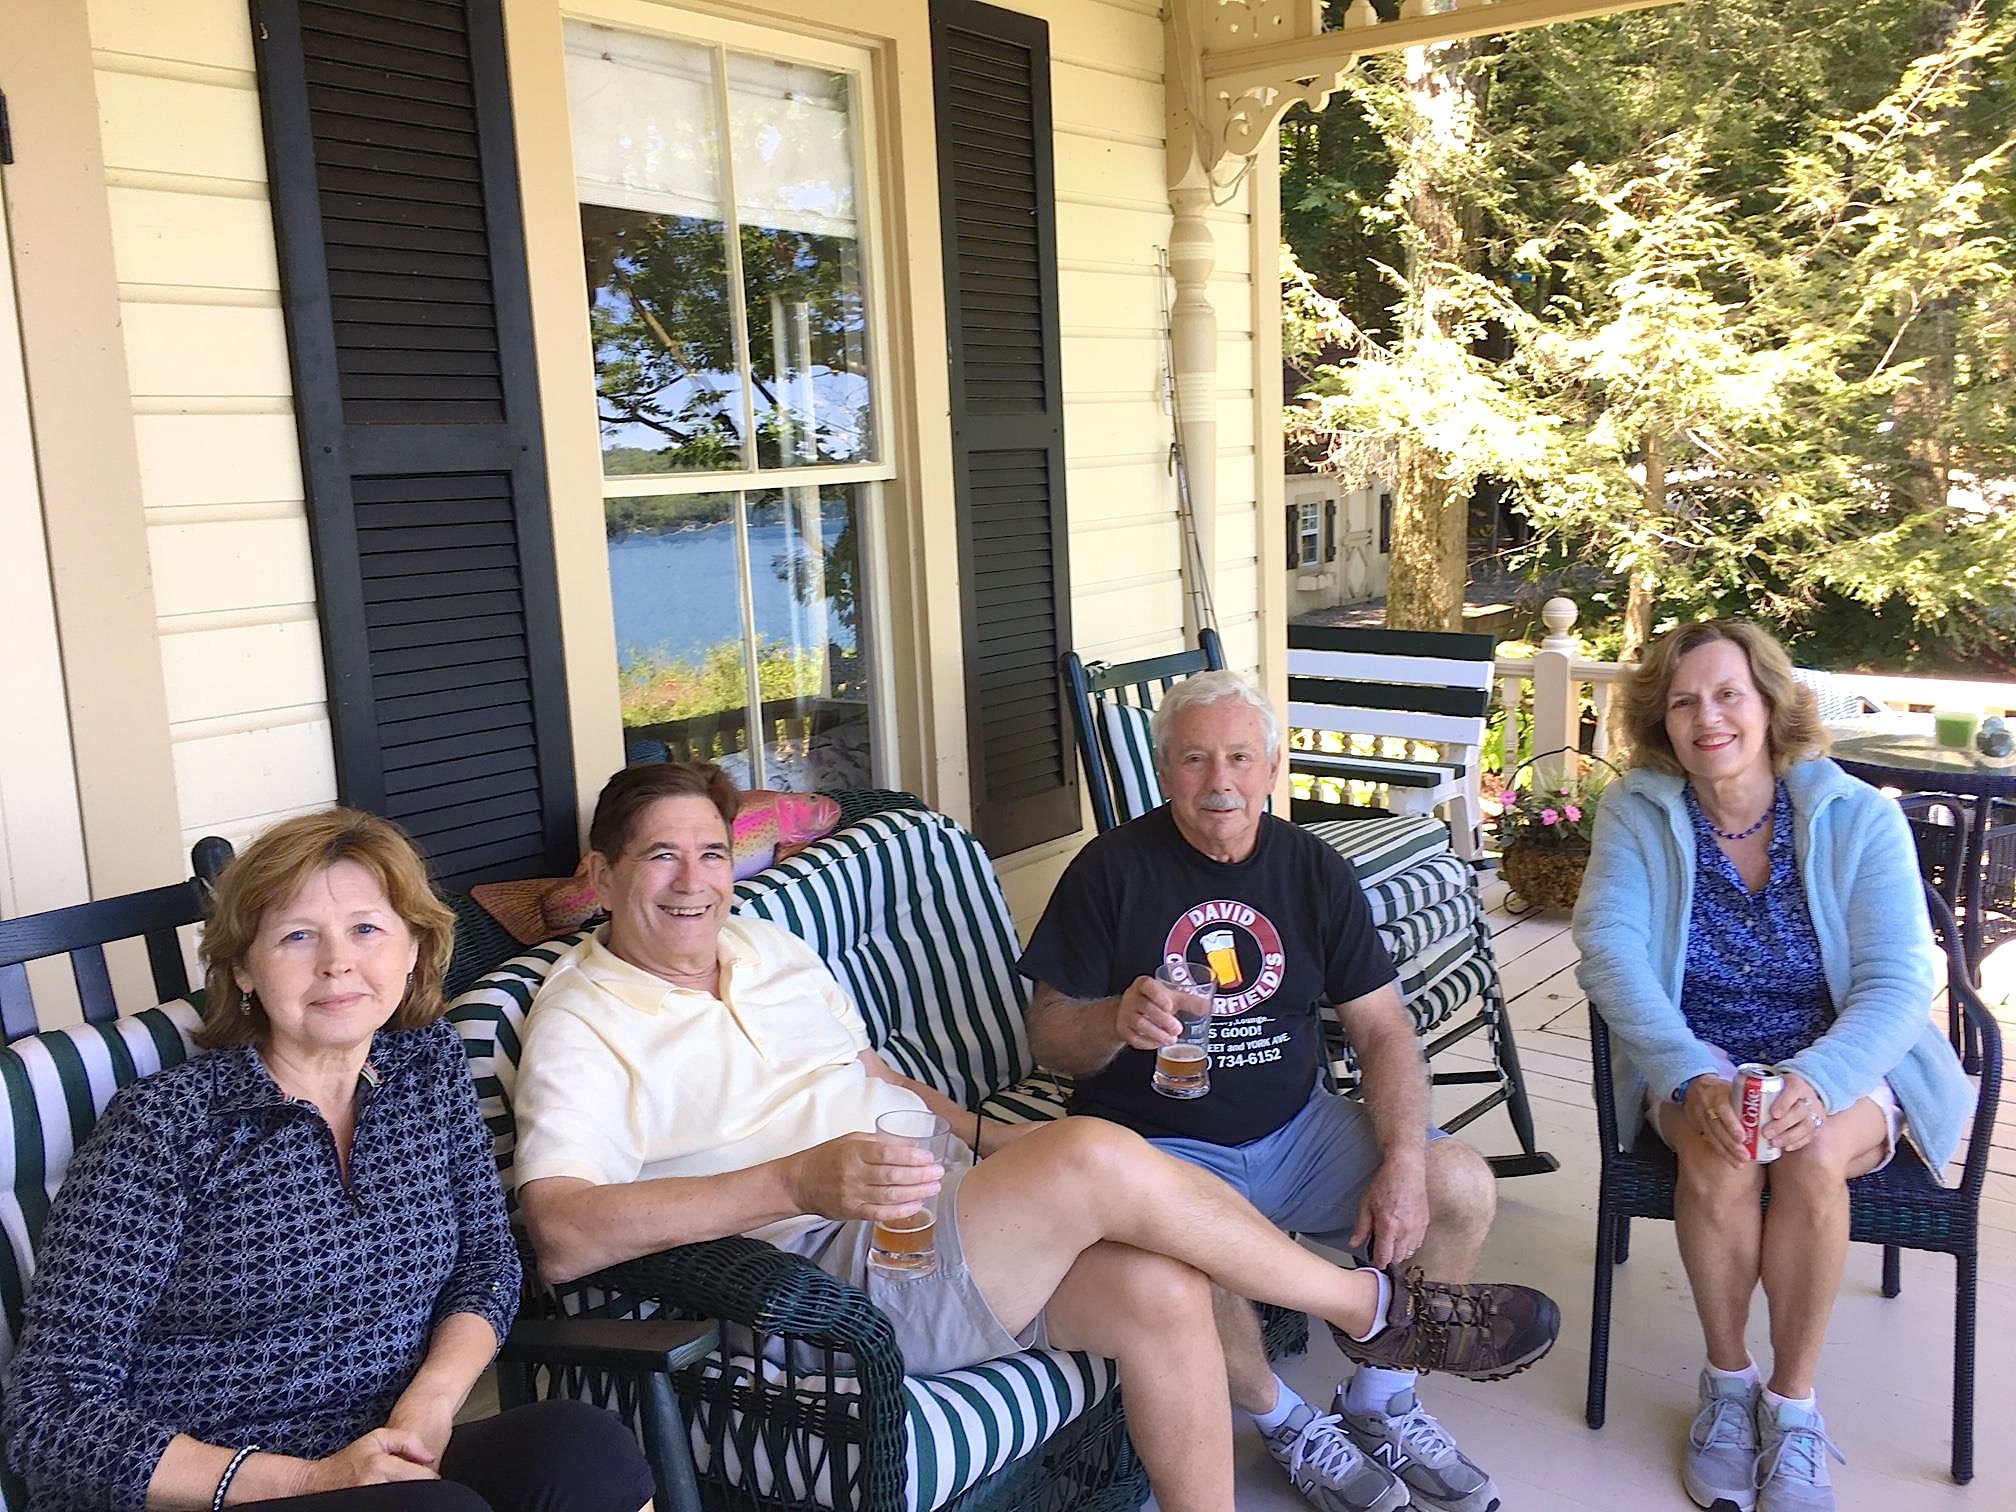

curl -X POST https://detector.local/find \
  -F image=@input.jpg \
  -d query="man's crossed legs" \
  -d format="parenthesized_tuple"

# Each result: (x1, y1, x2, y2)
(1151, 1089, 1511, 1512)
(922, 1113, 1554, 1512)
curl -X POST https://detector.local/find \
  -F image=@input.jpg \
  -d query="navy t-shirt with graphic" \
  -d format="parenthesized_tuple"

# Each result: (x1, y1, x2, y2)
(1018, 806, 1396, 1143)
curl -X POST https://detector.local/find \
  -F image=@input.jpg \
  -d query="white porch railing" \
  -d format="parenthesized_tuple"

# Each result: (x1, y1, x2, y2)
(1489, 597, 2016, 795)
(1490, 598, 1625, 792)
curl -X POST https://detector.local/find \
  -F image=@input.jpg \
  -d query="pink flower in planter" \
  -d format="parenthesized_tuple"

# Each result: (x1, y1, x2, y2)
(1564, 804, 1583, 822)
(1540, 807, 1560, 826)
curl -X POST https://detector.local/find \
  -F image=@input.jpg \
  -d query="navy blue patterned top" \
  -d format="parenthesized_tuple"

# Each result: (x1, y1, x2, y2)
(2, 1018, 519, 1512)
(1678, 781, 1836, 1065)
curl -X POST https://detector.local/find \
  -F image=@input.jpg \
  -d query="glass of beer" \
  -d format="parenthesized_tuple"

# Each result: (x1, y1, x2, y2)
(1151, 961, 1214, 1099)
(868, 1109, 951, 1275)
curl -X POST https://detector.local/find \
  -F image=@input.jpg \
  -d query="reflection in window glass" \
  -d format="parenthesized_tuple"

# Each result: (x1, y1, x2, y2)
(727, 54, 873, 468)
(605, 487, 871, 789)
(748, 485, 873, 787)
(606, 492, 752, 769)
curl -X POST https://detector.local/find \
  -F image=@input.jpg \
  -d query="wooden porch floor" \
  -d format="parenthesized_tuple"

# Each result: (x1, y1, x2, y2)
(1186, 880, 2016, 1510)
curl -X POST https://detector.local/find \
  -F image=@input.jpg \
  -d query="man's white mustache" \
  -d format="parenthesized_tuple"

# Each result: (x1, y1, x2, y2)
(1195, 793, 1243, 812)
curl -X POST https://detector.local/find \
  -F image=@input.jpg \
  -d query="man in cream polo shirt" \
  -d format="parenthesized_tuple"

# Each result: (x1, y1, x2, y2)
(512, 763, 1560, 1512)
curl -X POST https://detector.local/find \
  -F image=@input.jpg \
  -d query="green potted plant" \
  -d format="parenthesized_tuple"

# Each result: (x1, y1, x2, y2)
(1491, 754, 1614, 913)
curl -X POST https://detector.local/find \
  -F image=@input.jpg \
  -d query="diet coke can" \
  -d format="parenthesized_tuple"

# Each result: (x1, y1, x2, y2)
(1734, 1063, 1785, 1163)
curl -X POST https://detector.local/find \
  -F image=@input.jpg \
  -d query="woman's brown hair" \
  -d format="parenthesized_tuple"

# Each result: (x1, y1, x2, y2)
(1616, 618, 1830, 778)
(196, 808, 457, 1049)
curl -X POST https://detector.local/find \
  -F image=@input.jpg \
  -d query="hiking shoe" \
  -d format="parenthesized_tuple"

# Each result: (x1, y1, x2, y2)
(1339, 1386, 1501, 1512)
(1329, 1264, 1560, 1381)
(1261, 1402, 1410, 1512)
(1684, 1371, 1758, 1511)
(1754, 1397, 1844, 1512)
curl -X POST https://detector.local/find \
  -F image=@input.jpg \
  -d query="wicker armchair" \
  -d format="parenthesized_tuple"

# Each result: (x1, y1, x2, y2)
(1584, 884, 2002, 1484)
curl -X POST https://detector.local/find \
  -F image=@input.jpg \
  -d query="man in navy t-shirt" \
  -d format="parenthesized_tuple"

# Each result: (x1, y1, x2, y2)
(1021, 672, 1516, 1512)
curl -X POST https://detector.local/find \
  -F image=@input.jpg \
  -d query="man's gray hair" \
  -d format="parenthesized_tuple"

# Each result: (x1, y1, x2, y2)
(1151, 670, 1281, 762)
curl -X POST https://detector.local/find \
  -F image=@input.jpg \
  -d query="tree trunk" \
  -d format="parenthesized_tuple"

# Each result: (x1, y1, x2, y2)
(1384, 39, 1480, 631)
(1618, 428, 1665, 663)
(1390, 440, 1466, 629)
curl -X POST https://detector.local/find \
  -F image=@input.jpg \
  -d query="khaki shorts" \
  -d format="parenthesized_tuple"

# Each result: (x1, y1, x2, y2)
(778, 1151, 1046, 1377)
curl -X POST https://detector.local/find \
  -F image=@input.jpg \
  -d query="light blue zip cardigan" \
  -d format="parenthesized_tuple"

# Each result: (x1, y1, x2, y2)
(1573, 757, 1974, 1172)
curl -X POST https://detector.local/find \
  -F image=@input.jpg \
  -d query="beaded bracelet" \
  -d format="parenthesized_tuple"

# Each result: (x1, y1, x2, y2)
(211, 1443, 260, 1512)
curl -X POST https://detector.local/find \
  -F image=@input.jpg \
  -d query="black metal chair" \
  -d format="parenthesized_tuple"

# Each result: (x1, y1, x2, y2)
(1585, 884, 2002, 1483)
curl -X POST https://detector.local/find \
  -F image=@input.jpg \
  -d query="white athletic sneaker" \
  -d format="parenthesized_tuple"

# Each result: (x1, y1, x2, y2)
(1337, 1387, 1502, 1512)
(1260, 1402, 1410, 1512)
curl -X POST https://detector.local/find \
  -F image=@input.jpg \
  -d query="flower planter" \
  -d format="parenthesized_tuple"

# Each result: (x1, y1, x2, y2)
(1500, 841, 1592, 913)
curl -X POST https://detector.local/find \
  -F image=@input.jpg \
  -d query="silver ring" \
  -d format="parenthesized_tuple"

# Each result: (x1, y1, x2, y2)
(1810, 1111, 1823, 1128)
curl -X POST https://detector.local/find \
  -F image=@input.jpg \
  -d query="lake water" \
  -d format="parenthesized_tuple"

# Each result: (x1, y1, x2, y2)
(607, 515, 854, 665)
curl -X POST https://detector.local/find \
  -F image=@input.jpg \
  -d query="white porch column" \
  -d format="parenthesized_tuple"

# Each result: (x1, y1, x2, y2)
(1166, 176, 1219, 644)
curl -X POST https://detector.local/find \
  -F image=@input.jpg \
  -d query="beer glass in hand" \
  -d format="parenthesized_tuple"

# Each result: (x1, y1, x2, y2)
(869, 1109, 952, 1274)
(1151, 961, 1214, 1099)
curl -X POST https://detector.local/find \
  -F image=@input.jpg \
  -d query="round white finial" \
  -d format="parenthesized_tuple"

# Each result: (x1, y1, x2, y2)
(1542, 596, 1577, 635)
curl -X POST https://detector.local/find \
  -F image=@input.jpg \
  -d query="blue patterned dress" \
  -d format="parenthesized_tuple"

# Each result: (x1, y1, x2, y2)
(3, 1017, 520, 1512)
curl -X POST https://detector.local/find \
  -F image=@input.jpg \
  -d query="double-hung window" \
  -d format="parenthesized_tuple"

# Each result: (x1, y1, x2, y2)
(566, 18, 890, 789)
(1297, 501, 1322, 568)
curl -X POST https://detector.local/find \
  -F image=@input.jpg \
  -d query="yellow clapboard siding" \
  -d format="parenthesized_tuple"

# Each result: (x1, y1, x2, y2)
(108, 186, 279, 291)
(147, 516, 316, 618)
(1070, 575, 1187, 656)
(1061, 331, 1160, 397)
(161, 619, 329, 727)
(1052, 62, 1161, 140)
(122, 301, 291, 398)
(96, 70, 266, 182)
(1059, 266, 1162, 335)
(172, 719, 339, 834)
(1053, 137, 1166, 208)
(89, 0, 257, 72)
(135, 413, 304, 509)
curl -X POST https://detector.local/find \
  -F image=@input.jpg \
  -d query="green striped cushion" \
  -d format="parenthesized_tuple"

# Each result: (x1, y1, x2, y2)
(1097, 701, 1162, 821)
(731, 811, 1032, 1108)
(445, 932, 591, 1188)
(978, 1072, 1071, 1126)
(1360, 850, 1475, 929)
(689, 1345, 1119, 1511)
(1301, 813, 1450, 889)
(1405, 949, 1494, 1034)
(0, 999, 203, 1508)
(1376, 891, 1480, 963)
(1397, 929, 1479, 1004)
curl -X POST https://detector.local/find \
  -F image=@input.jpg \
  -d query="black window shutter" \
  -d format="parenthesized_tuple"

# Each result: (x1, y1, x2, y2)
(252, 0, 576, 890)
(1380, 490, 1394, 555)
(930, 0, 1077, 857)
(1323, 500, 1338, 562)
(1286, 505, 1299, 570)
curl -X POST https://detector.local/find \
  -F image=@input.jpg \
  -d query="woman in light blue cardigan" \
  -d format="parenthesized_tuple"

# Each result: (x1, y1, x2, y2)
(1574, 620, 1972, 1512)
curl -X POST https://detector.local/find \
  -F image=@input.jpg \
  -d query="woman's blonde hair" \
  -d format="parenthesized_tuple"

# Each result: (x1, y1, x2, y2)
(1617, 619, 1830, 778)
(197, 808, 457, 1049)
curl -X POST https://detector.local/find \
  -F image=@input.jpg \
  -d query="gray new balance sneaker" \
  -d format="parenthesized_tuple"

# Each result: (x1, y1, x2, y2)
(1261, 1402, 1410, 1512)
(1684, 1371, 1758, 1511)
(1754, 1397, 1845, 1512)
(1338, 1386, 1501, 1512)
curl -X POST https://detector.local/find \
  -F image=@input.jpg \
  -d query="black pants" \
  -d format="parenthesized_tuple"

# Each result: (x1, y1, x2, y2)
(245, 1400, 653, 1512)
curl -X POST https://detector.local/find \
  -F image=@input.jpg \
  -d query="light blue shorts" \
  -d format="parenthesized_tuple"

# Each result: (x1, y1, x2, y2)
(1147, 1088, 1447, 1251)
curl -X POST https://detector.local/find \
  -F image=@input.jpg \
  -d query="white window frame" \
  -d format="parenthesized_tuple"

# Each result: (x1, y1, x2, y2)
(565, 1, 900, 787)
(1296, 500, 1322, 568)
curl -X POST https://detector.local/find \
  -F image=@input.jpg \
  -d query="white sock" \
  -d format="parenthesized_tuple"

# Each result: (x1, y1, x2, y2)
(1761, 1386, 1816, 1415)
(1348, 1268, 1394, 1343)
(1344, 1365, 1419, 1416)
(1707, 1358, 1760, 1390)
(1251, 1378, 1307, 1433)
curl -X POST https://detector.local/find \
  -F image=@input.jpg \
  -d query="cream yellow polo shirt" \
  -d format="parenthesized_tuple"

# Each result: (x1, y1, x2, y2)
(511, 918, 925, 1243)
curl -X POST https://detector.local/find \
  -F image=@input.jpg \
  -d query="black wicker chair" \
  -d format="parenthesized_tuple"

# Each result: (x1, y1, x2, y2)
(1585, 884, 2003, 1483)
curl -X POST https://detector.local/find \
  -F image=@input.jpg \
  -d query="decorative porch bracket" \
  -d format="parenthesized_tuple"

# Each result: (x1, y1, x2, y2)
(1164, 0, 1674, 642)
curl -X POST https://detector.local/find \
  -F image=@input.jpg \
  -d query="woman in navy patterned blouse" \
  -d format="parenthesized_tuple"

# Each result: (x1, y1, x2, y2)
(1576, 622, 1971, 1512)
(3, 811, 651, 1512)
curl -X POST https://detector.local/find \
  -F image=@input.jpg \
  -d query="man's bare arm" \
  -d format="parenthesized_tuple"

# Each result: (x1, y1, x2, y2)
(1333, 980, 1430, 1163)
(520, 1134, 941, 1285)
(1024, 981, 1128, 1075)
(857, 1051, 1040, 1155)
